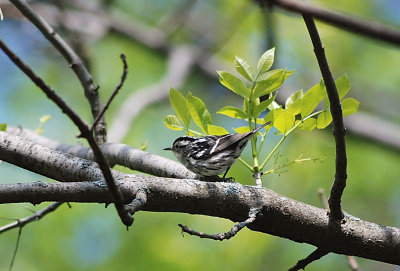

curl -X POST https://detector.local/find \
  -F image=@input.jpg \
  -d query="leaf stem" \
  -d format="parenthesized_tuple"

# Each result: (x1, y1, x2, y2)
(238, 157, 253, 171)
(260, 110, 324, 170)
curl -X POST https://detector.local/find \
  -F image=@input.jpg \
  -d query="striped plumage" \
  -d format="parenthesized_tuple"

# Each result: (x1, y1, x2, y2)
(164, 122, 270, 177)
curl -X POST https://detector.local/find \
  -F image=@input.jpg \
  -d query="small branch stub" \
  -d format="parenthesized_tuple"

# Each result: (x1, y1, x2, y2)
(126, 188, 148, 215)
(179, 207, 261, 241)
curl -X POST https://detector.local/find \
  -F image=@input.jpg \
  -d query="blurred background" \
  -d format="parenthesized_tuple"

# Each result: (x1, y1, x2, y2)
(0, 0, 399, 270)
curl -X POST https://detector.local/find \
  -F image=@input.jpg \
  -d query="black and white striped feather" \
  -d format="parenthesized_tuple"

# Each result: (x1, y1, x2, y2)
(164, 122, 270, 177)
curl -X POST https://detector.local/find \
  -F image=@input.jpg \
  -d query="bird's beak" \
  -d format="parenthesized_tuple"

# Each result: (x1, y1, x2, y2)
(163, 147, 172, 151)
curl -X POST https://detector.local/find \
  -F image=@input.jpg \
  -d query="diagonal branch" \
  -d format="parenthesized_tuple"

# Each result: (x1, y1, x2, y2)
(0, 202, 64, 234)
(108, 45, 198, 142)
(288, 248, 329, 271)
(302, 15, 347, 222)
(9, 0, 107, 143)
(90, 53, 128, 133)
(267, 0, 400, 46)
(0, 39, 133, 227)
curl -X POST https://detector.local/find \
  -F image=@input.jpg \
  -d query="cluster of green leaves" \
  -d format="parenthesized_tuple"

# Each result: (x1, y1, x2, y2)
(163, 48, 359, 177)
(163, 88, 229, 136)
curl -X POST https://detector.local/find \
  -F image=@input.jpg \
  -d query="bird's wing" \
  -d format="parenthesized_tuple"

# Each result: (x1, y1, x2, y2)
(209, 122, 270, 155)
(209, 133, 251, 154)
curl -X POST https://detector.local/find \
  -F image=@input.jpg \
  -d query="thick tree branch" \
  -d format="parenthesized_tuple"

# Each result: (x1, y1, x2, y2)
(0, 179, 399, 265)
(0, 131, 399, 264)
(7, 127, 196, 179)
(303, 15, 347, 222)
(0, 39, 132, 226)
(9, 0, 107, 143)
(267, 0, 400, 46)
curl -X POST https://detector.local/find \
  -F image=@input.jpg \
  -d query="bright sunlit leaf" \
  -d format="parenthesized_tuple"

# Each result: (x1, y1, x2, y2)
(163, 115, 184, 130)
(218, 71, 250, 99)
(298, 118, 317, 131)
(169, 88, 191, 128)
(234, 56, 254, 81)
(208, 124, 229, 135)
(217, 106, 247, 119)
(255, 48, 275, 81)
(300, 79, 325, 118)
(186, 92, 211, 134)
(342, 98, 359, 116)
(274, 110, 295, 134)
(316, 110, 332, 129)
(233, 126, 251, 134)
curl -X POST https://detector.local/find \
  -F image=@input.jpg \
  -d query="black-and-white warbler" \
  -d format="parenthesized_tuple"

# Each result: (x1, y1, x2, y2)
(164, 121, 271, 178)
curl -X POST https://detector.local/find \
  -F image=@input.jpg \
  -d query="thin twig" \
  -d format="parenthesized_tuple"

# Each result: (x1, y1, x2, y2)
(108, 46, 197, 142)
(303, 15, 347, 222)
(9, 226, 22, 271)
(288, 248, 329, 271)
(9, 0, 107, 144)
(91, 54, 128, 132)
(0, 39, 133, 227)
(0, 202, 64, 234)
(268, 0, 400, 46)
(179, 208, 260, 241)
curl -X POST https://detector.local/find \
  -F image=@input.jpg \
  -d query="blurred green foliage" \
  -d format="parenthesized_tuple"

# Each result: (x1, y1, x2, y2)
(0, 0, 399, 270)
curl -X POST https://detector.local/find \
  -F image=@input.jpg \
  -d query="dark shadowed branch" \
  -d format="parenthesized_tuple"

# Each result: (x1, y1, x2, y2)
(288, 248, 329, 271)
(318, 189, 361, 271)
(303, 15, 347, 222)
(0, 39, 133, 227)
(9, 0, 107, 143)
(266, 0, 400, 46)
(91, 53, 128, 133)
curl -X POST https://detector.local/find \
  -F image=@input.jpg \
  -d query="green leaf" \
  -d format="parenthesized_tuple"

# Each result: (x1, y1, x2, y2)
(336, 74, 351, 100)
(186, 92, 211, 134)
(274, 110, 295, 134)
(323, 74, 351, 108)
(286, 89, 303, 115)
(163, 115, 184, 130)
(253, 93, 276, 118)
(217, 106, 247, 120)
(169, 88, 191, 128)
(234, 126, 251, 134)
(316, 110, 332, 129)
(264, 107, 282, 124)
(0, 123, 7, 132)
(208, 124, 229, 135)
(253, 69, 294, 99)
(342, 98, 359, 116)
(218, 71, 250, 99)
(300, 79, 326, 118)
(255, 48, 275, 81)
(298, 118, 317, 131)
(234, 56, 254, 81)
